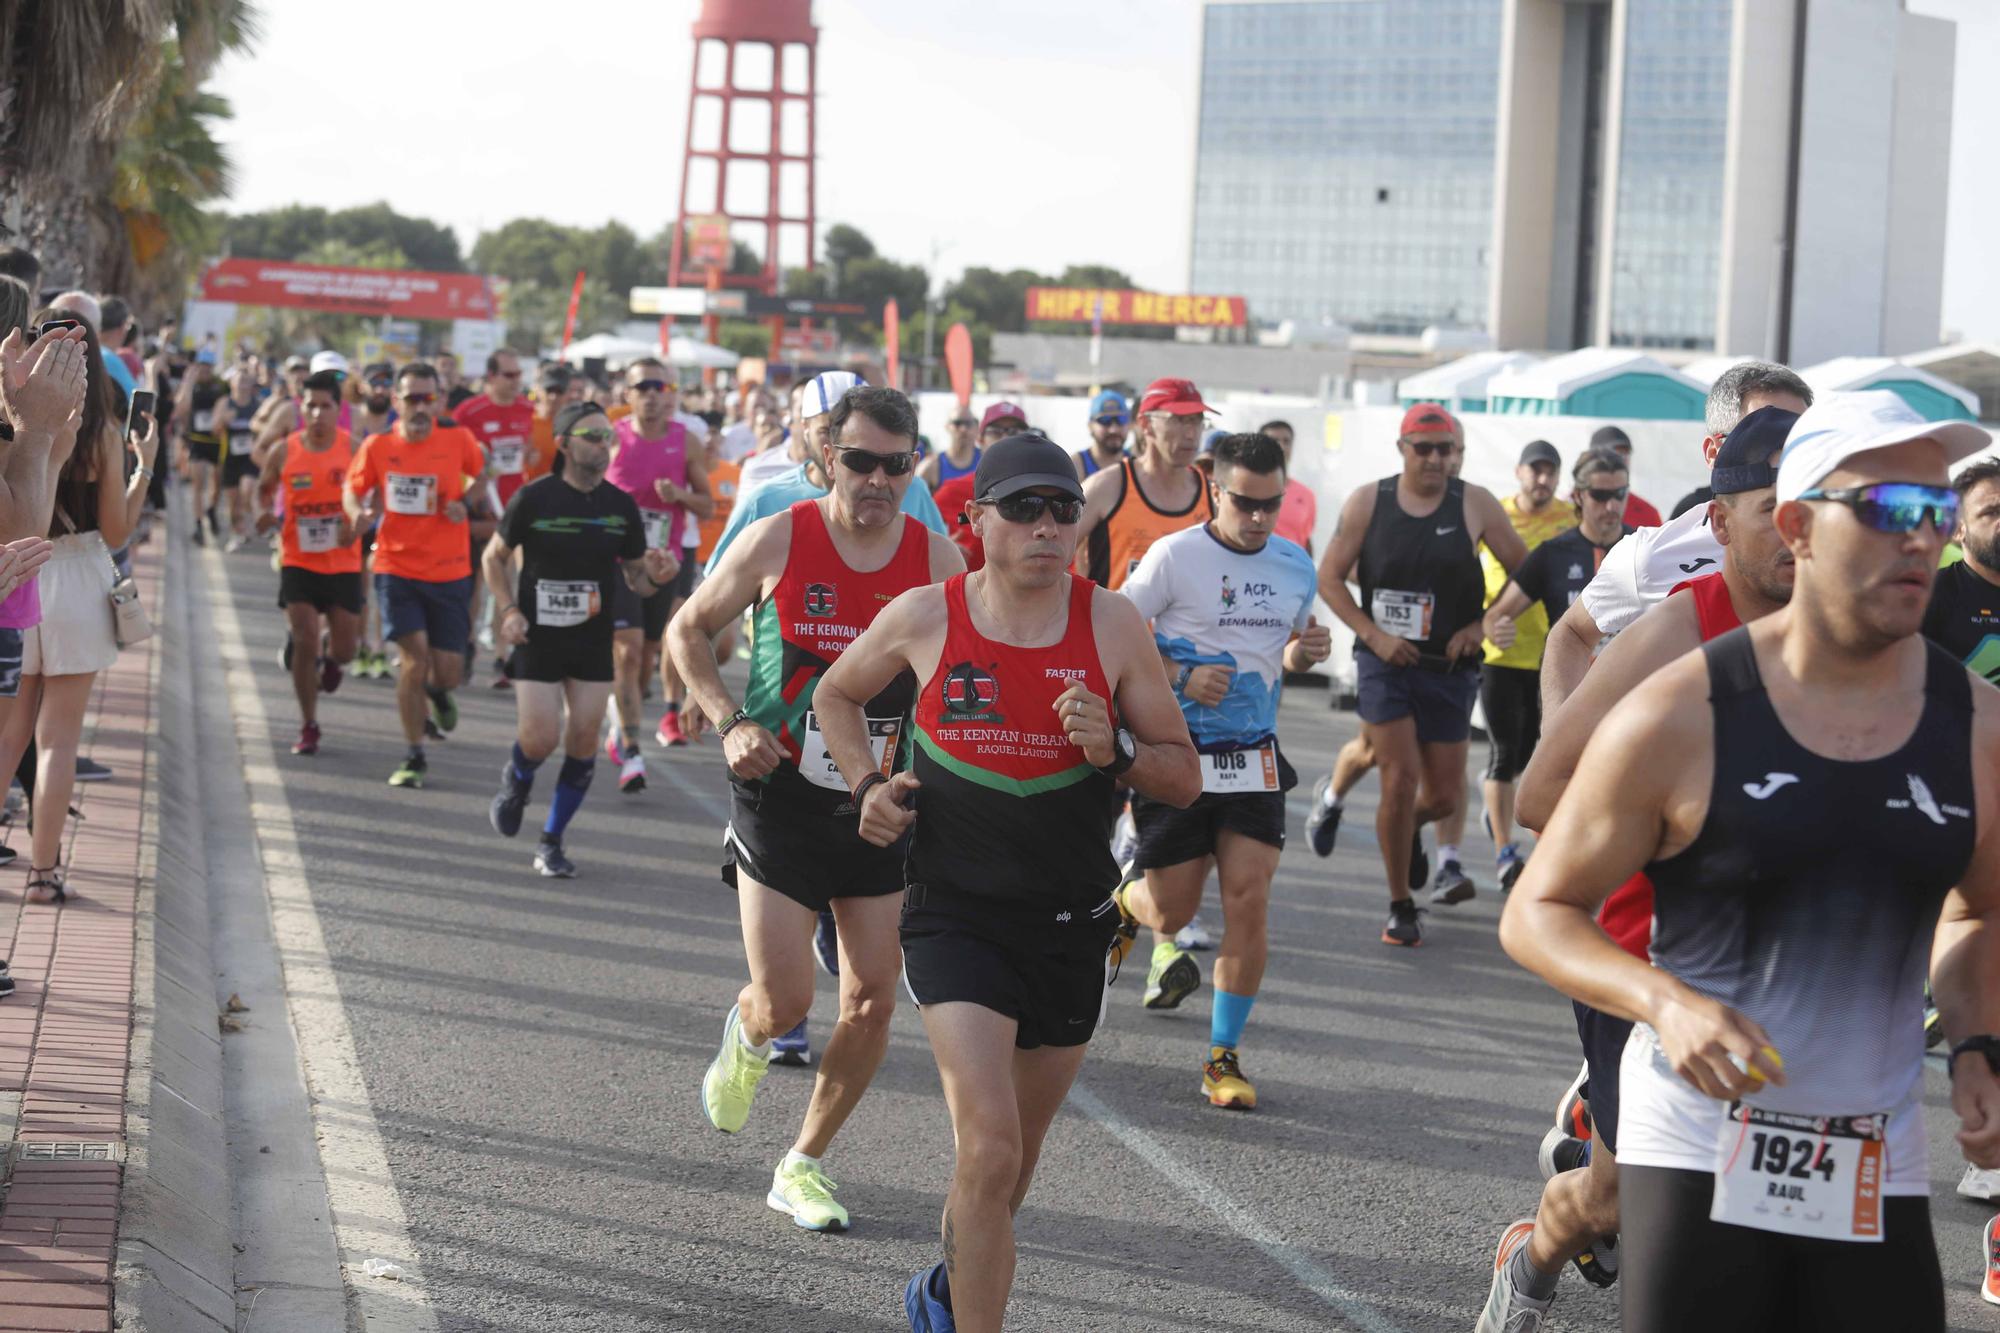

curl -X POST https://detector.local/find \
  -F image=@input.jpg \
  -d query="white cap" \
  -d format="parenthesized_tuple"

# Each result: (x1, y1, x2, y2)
(1776, 390, 1990, 502)
(309, 350, 348, 375)
(804, 371, 866, 419)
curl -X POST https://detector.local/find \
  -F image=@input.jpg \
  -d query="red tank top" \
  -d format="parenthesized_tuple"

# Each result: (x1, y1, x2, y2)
(1596, 572, 1743, 957)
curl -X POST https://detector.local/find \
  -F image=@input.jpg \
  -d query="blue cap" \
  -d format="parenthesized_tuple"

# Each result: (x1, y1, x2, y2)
(1089, 390, 1129, 422)
(1199, 427, 1227, 456)
(805, 371, 866, 418)
(195, 347, 218, 366)
(1711, 405, 1797, 495)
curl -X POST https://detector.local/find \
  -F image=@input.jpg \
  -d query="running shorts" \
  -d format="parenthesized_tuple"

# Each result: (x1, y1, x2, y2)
(1572, 1000, 1632, 1154)
(222, 452, 259, 487)
(0, 626, 22, 699)
(1619, 1165, 1941, 1333)
(509, 633, 614, 684)
(186, 439, 222, 468)
(721, 770, 904, 912)
(1355, 652, 1479, 744)
(900, 884, 1119, 1050)
(1129, 746, 1295, 868)
(277, 567, 365, 616)
(1479, 663, 1541, 782)
(374, 573, 474, 654)
(610, 576, 681, 640)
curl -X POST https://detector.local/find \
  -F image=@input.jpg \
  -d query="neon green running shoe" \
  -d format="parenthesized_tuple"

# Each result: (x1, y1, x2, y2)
(701, 1003, 770, 1133)
(1143, 940, 1200, 1011)
(767, 1158, 849, 1232)
(386, 754, 426, 788)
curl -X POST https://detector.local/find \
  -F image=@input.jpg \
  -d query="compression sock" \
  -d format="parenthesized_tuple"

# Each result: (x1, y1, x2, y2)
(543, 755, 594, 838)
(1210, 989, 1256, 1052)
(1508, 1240, 1559, 1300)
(1438, 843, 1460, 867)
(508, 742, 542, 788)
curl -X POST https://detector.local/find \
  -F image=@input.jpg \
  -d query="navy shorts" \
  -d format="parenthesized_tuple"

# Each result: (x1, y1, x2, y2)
(1572, 999, 1633, 1154)
(1355, 651, 1479, 744)
(374, 573, 474, 654)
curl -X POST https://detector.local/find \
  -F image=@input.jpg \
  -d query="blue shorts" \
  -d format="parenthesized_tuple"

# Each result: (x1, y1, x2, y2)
(374, 574, 474, 654)
(1354, 651, 1478, 744)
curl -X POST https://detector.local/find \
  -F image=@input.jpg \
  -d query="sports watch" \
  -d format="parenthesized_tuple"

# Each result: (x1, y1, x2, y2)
(1173, 665, 1194, 695)
(1098, 726, 1137, 778)
(1949, 1034, 2000, 1080)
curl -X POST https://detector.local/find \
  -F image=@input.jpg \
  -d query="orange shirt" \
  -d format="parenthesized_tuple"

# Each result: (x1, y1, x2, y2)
(696, 456, 741, 565)
(347, 425, 486, 582)
(280, 431, 363, 575)
(1103, 459, 1214, 590)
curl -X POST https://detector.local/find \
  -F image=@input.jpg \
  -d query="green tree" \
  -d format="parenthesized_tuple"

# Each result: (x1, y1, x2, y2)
(223, 202, 463, 271)
(943, 266, 1047, 335)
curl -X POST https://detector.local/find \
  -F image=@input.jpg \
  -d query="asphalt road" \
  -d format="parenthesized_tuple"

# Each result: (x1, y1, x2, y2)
(198, 540, 1996, 1333)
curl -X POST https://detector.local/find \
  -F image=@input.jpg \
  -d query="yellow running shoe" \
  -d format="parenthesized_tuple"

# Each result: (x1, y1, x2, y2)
(767, 1158, 850, 1232)
(701, 1003, 770, 1133)
(1202, 1045, 1257, 1110)
(1107, 880, 1141, 977)
(1143, 940, 1200, 1010)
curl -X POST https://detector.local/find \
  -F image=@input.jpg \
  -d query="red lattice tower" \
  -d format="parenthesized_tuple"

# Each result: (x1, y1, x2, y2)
(669, 0, 817, 297)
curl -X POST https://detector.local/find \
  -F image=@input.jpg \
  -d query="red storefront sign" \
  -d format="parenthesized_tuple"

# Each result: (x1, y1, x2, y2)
(198, 258, 497, 321)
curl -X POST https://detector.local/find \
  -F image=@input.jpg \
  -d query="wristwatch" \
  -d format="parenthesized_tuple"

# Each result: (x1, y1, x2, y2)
(1949, 1035, 2000, 1080)
(1173, 665, 1193, 695)
(1097, 726, 1137, 778)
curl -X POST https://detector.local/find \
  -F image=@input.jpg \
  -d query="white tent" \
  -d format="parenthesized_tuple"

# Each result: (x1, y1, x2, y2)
(666, 335, 740, 370)
(1396, 350, 1539, 409)
(553, 331, 741, 372)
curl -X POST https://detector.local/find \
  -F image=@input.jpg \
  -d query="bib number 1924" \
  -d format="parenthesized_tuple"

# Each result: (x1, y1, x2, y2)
(1710, 1105, 1886, 1243)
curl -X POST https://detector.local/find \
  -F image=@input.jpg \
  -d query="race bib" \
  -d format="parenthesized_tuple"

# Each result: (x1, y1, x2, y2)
(228, 429, 254, 457)
(643, 509, 673, 551)
(1709, 1104, 1886, 1243)
(295, 515, 343, 554)
(535, 579, 600, 628)
(192, 407, 214, 432)
(1371, 588, 1434, 641)
(1201, 742, 1280, 795)
(385, 472, 437, 516)
(797, 711, 901, 791)
(491, 437, 525, 476)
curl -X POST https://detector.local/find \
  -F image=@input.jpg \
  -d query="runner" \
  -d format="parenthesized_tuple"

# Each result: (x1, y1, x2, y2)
(1072, 390, 1128, 479)
(455, 348, 538, 510)
(344, 362, 488, 788)
(246, 355, 307, 465)
(667, 386, 963, 1233)
(483, 402, 679, 876)
(738, 381, 814, 497)
(253, 369, 362, 756)
(1472, 440, 1576, 892)
(920, 399, 1003, 489)
(435, 350, 475, 411)
(1111, 431, 1328, 1109)
(1261, 420, 1318, 555)
(1499, 395, 1997, 1333)
(217, 361, 266, 551)
(1314, 403, 1525, 943)
(810, 432, 1198, 1332)
(1474, 415, 1792, 1330)
(172, 352, 224, 545)
(1924, 454, 2000, 687)
(1075, 377, 1217, 589)
(604, 357, 711, 775)
(1585, 425, 1662, 527)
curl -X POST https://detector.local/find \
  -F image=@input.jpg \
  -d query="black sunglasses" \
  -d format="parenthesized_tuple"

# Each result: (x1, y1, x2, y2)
(948, 417, 976, 428)
(834, 446, 916, 477)
(1402, 439, 1453, 457)
(630, 378, 669, 394)
(1221, 489, 1285, 516)
(1584, 485, 1629, 503)
(985, 494, 1084, 525)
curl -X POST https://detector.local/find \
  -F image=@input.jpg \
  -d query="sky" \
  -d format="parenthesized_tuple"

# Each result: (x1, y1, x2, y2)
(211, 0, 1999, 343)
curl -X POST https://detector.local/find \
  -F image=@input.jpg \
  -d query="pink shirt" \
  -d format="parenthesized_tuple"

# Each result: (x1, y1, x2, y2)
(1276, 480, 1318, 551)
(606, 418, 690, 550)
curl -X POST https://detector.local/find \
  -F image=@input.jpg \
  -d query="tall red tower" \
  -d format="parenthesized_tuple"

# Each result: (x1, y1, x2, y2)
(669, 0, 817, 298)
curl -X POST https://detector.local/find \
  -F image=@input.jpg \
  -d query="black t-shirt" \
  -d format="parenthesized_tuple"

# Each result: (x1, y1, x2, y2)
(499, 475, 645, 642)
(1922, 558, 2000, 685)
(1512, 524, 1634, 627)
(186, 382, 226, 444)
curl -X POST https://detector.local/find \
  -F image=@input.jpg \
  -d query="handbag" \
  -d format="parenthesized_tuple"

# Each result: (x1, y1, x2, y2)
(56, 509, 153, 649)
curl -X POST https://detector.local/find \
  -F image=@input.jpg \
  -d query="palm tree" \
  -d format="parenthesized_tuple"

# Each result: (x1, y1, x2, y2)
(110, 44, 236, 312)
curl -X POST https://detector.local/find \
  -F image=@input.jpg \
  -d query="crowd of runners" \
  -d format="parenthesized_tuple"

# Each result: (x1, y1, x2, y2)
(2, 245, 1997, 1330)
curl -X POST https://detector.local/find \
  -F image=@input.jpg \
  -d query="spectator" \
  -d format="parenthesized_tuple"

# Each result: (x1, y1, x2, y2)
(98, 297, 143, 382)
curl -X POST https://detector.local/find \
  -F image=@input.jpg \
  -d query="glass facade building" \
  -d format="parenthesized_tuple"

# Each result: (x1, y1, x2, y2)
(1189, 1, 1502, 336)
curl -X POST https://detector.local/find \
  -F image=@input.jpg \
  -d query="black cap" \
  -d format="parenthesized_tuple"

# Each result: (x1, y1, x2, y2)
(1518, 439, 1560, 468)
(974, 432, 1085, 503)
(1589, 425, 1632, 450)
(552, 402, 605, 440)
(302, 369, 344, 397)
(363, 360, 395, 383)
(1710, 405, 1796, 495)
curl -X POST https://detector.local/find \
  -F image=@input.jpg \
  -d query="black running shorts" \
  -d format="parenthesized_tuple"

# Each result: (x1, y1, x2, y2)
(1619, 1165, 1941, 1333)
(900, 885, 1118, 1050)
(722, 770, 904, 912)
(222, 451, 259, 487)
(1131, 788, 1288, 868)
(610, 568, 688, 640)
(508, 633, 614, 684)
(277, 567, 365, 616)
(1571, 1000, 1632, 1154)
(1479, 663, 1541, 782)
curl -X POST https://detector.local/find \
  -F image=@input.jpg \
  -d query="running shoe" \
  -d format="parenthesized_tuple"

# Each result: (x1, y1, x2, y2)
(767, 1159, 848, 1232)
(224, 534, 246, 554)
(1143, 941, 1200, 1010)
(1555, 1062, 1592, 1142)
(1960, 1163, 2000, 1202)
(387, 755, 426, 789)
(1175, 915, 1215, 951)
(490, 766, 530, 838)
(1925, 1001, 1945, 1050)
(656, 710, 688, 748)
(1408, 829, 1429, 891)
(1306, 775, 1342, 857)
(0, 960, 14, 999)
(362, 649, 389, 680)
(190, 524, 205, 548)
(1497, 844, 1526, 892)
(423, 718, 444, 741)
(904, 1262, 957, 1332)
(1382, 898, 1424, 947)
(1477, 1220, 1554, 1333)
(534, 839, 577, 878)
(814, 911, 840, 978)
(319, 657, 344, 696)
(1202, 1045, 1256, 1110)
(1572, 1235, 1619, 1290)
(0, 845, 17, 869)
(73, 757, 112, 784)
(702, 1003, 770, 1134)
(428, 687, 459, 735)
(770, 1019, 812, 1067)
(604, 731, 627, 766)
(291, 722, 321, 757)
(488, 660, 512, 689)
(618, 752, 646, 794)
(1983, 1213, 2000, 1307)
(1429, 859, 1475, 906)
(1107, 878, 1140, 977)
(1537, 1125, 1590, 1180)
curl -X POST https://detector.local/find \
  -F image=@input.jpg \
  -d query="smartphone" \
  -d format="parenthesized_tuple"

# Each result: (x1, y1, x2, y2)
(34, 317, 83, 339)
(125, 389, 155, 437)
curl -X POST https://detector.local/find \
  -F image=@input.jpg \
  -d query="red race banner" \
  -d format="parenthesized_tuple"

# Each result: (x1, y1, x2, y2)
(883, 298, 900, 388)
(559, 270, 586, 358)
(199, 258, 496, 320)
(1025, 287, 1247, 329)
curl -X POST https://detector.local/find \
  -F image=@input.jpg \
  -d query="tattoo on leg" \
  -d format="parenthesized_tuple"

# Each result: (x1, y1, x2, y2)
(942, 1206, 956, 1278)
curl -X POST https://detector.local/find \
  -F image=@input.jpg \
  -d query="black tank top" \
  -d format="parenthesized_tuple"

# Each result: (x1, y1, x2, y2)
(1355, 477, 1483, 660)
(1646, 628, 1976, 1118)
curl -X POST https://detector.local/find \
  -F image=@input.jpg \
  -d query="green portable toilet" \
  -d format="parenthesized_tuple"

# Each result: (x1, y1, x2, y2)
(1486, 348, 1706, 421)
(1800, 357, 1978, 423)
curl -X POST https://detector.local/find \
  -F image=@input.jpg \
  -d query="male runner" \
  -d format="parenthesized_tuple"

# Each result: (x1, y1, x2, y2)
(737, 381, 813, 497)
(667, 386, 963, 1233)
(1474, 440, 1576, 891)
(1482, 449, 1632, 670)
(218, 361, 266, 551)
(483, 403, 678, 876)
(812, 433, 1198, 1333)
(1500, 396, 1998, 1333)
(254, 370, 362, 756)
(1924, 454, 2000, 687)
(1315, 404, 1525, 942)
(1075, 377, 1216, 589)
(921, 398, 1006, 488)
(455, 348, 538, 511)
(344, 363, 487, 788)
(1583, 425, 1663, 527)
(1112, 431, 1328, 1108)
(173, 353, 225, 545)
(1073, 390, 1129, 479)
(1261, 420, 1318, 554)
(435, 350, 474, 411)
(247, 355, 308, 464)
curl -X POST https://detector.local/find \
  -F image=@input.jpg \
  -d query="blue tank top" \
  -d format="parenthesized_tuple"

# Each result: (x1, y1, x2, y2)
(936, 447, 981, 483)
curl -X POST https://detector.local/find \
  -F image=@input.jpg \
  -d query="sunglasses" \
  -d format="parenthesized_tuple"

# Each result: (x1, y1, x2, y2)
(1799, 483, 1959, 535)
(949, 418, 976, 428)
(494, 369, 523, 380)
(398, 392, 437, 407)
(629, 379, 669, 394)
(985, 494, 1084, 526)
(1221, 489, 1285, 515)
(1402, 439, 1453, 457)
(367, 378, 394, 390)
(834, 446, 917, 477)
(564, 426, 615, 445)
(1093, 415, 1130, 428)
(1584, 485, 1629, 503)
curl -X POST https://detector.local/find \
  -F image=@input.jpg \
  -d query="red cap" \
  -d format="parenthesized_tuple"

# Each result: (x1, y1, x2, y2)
(979, 401, 1028, 433)
(1137, 377, 1213, 417)
(1400, 403, 1458, 438)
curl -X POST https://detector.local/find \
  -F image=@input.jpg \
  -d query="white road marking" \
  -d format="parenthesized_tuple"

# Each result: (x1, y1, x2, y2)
(203, 547, 440, 1331)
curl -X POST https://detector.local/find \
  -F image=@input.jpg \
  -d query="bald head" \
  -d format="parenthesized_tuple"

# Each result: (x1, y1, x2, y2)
(50, 291, 101, 329)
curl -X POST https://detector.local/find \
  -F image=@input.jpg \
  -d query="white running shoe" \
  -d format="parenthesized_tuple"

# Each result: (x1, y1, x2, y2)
(1961, 1163, 2000, 1202)
(1477, 1220, 1554, 1333)
(1174, 915, 1216, 951)
(618, 752, 646, 794)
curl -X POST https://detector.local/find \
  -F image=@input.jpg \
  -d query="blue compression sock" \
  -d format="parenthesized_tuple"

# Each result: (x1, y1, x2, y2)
(1211, 989, 1255, 1051)
(543, 755, 594, 838)
(509, 743, 543, 787)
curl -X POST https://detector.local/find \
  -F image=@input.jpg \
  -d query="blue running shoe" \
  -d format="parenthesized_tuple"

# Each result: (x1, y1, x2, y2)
(814, 910, 840, 978)
(770, 1018, 812, 1067)
(490, 765, 531, 838)
(905, 1262, 956, 1332)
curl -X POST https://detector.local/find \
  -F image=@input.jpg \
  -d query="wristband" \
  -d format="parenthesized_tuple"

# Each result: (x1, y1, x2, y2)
(1173, 664, 1193, 695)
(716, 707, 750, 737)
(852, 771, 889, 808)
(1950, 1035, 2000, 1080)
(500, 604, 524, 620)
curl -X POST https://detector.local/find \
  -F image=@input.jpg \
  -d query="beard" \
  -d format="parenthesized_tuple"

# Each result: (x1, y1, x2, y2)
(367, 394, 392, 413)
(1967, 529, 2000, 574)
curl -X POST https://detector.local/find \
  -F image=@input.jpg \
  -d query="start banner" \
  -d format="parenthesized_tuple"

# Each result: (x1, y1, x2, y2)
(198, 258, 497, 321)
(1025, 287, 1247, 329)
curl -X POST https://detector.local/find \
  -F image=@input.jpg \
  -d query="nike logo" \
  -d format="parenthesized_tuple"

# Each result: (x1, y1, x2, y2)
(1435, 526, 1458, 536)
(1679, 557, 1716, 574)
(1743, 772, 1798, 800)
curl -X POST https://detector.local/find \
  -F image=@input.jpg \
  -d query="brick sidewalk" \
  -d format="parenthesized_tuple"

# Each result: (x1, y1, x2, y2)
(0, 539, 160, 1332)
